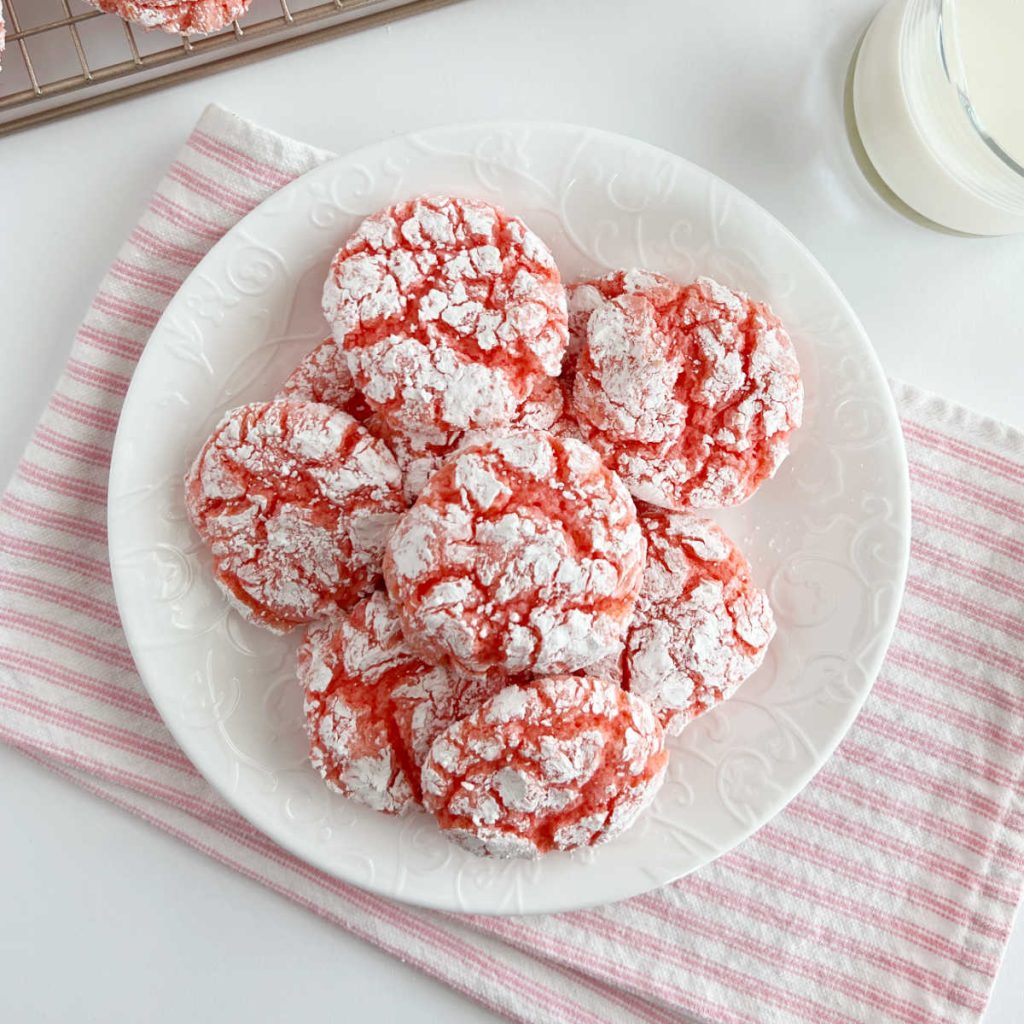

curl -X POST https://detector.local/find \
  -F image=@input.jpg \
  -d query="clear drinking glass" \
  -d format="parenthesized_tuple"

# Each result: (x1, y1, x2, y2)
(853, 0, 1024, 234)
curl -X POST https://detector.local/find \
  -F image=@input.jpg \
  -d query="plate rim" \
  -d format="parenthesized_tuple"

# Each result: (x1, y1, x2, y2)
(108, 119, 911, 914)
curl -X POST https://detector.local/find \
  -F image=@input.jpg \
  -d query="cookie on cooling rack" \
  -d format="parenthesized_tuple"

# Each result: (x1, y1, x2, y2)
(86, 0, 252, 35)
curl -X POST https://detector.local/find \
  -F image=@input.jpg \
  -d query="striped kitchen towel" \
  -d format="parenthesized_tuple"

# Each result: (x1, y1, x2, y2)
(2, 103, 1023, 1024)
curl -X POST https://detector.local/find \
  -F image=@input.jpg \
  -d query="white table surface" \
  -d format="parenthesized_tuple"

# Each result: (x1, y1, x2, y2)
(1, 0, 1022, 1020)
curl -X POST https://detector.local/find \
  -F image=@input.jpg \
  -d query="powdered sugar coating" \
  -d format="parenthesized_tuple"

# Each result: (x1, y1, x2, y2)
(299, 591, 503, 814)
(85, 0, 251, 34)
(422, 674, 667, 858)
(609, 509, 776, 735)
(374, 373, 568, 502)
(280, 336, 373, 423)
(281, 337, 571, 503)
(384, 431, 646, 677)
(567, 269, 676, 347)
(280, 338, 565, 501)
(184, 400, 405, 632)
(509, 373, 566, 432)
(572, 272, 803, 509)
(322, 195, 569, 442)
(563, 272, 681, 450)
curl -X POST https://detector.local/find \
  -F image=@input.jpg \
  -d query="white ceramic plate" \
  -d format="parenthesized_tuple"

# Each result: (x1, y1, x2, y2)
(109, 122, 910, 914)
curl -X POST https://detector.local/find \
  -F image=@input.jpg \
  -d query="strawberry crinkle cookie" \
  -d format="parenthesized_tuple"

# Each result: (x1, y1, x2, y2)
(185, 400, 405, 632)
(561, 269, 675, 430)
(322, 195, 569, 445)
(85, 0, 251, 34)
(375, 371, 569, 501)
(567, 268, 676, 349)
(280, 336, 373, 424)
(602, 508, 776, 735)
(383, 430, 645, 677)
(571, 271, 803, 509)
(280, 337, 573, 502)
(422, 674, 667, 858)
(300, 591, 504, 814)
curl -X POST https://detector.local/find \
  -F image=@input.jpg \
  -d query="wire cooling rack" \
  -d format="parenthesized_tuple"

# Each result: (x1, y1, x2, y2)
(0, 0, 460, 137)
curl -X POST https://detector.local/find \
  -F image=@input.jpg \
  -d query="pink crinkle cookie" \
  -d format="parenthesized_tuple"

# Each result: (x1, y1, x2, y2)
(602, 508, 776, 735)
(300, 591, 504, 814)
(383, 431, 645, 677)
(280, 336, 374, 424)
(567, 268, 676, 349)
(322, 195, 568, 442)
(571, 271, 803, 509)
(373, 372, 569, 501)
(184, 400, 405, 632)
(86, 0, 251, 34)
(281, 339, 573, 502)
(421, 674, 667, 858)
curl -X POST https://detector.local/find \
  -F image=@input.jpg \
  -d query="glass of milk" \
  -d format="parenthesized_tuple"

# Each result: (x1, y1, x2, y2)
(853, 0, 1024, 234)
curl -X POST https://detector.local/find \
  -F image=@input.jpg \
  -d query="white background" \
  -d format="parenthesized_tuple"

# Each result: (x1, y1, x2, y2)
(1, 0, 1022, 1020)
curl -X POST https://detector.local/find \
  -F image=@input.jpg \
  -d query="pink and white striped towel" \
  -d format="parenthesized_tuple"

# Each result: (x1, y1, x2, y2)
(2, 104, 1023, 1024)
